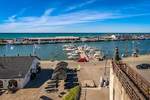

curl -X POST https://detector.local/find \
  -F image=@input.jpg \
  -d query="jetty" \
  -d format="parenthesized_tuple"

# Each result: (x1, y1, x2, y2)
(78, 46, 89, 62)
(0, 34, 150, 45)
(63, 44, 104, 62)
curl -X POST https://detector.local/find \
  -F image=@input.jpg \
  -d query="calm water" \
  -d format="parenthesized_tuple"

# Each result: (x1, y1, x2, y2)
(0, 40, 150, 60)
(0, 33, 148, 39)
(0, 33, 104, 39)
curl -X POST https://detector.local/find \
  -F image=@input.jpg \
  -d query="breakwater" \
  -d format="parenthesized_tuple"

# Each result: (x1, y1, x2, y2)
(0, 34, 150, 45)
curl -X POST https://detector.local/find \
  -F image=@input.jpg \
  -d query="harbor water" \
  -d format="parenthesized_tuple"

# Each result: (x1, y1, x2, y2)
(0, 39, 150, 60)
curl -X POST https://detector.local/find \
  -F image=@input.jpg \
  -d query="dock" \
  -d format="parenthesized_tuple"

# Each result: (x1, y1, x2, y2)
(78, 47, 89, 62)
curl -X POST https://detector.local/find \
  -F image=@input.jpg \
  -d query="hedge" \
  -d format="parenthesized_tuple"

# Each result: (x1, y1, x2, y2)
(63, 86, 80, 100)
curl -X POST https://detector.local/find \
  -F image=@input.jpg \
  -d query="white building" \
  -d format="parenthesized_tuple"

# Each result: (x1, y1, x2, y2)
(0, 56, 40, 90)
(111, 35, 117, 40)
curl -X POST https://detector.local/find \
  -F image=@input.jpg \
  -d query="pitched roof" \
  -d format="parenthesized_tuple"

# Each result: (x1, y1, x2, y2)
(0, 56, 38, 79)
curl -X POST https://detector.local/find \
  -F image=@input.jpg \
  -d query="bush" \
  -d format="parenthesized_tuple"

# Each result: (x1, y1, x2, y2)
(63, 86, 80, 100)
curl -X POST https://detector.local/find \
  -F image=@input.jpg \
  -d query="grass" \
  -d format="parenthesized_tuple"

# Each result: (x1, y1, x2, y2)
(63, 86, 80, 100)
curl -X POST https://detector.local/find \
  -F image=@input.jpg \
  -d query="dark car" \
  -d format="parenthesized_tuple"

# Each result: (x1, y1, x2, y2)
(136, 64, 150, 69)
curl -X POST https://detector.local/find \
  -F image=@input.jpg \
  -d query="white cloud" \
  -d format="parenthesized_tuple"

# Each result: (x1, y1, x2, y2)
(65, 0, 96, 11)
(8, 15, 17, 22)
(0, 9, 114, 32)
(0, 7, 150, 32)
(43, 9, 54, 16)
(7, 8, 27, 23)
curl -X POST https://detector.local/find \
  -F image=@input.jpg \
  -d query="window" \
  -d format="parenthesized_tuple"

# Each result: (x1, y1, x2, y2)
(8, 80, 18, 88)
(0, 80, 3, 88)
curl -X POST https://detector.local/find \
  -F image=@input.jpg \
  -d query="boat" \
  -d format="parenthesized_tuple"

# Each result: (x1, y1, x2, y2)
(68, 55, 79, 60)
(121, 54, 128, 57)
(63, 48, 77, 51)
(63, 44, 76, 48)
(67, 52, 73, 55)
(93, 51, 105, 60)
(67, 52, 78, 56)
(63, 44, 77, 51)
(67, 50, 79, 55)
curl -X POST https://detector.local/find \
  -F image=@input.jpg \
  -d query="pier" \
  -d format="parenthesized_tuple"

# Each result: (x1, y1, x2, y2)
(78, 46, 89, 62)
(0, 34, 150, 45)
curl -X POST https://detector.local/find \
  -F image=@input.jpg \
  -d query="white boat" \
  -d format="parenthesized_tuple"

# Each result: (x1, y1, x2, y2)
(67, 50, 79, 54)
(93, 51, 105, 60)
(67, 52, 78, 56)
(67, 52, 73, 55)
(71, 53, 78, 56)
(121, 54, 128, 57)
(63, 44, 77, 51)
(63, 44, 76, 48)
(68, 55, 79, 60)
(94, 53, 101, 58)
(63, 48, 77, 51)
(63, 44, 69, 48)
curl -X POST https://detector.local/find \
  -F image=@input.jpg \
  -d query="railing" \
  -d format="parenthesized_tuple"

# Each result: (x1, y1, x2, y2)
(120, 63, 149, 98)
(112, 61, 150, 100)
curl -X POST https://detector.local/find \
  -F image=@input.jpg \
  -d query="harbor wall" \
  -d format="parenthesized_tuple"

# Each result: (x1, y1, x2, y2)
(109, 64, 131, 100)
(1, 34, 150, 45)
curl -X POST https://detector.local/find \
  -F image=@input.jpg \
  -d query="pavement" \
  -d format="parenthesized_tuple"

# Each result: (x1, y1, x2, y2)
(0, 60, 110, 100)
(122, 55, 150, 82)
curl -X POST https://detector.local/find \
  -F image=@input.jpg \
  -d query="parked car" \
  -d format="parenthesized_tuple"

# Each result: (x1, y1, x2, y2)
(136, 64, 150, 69)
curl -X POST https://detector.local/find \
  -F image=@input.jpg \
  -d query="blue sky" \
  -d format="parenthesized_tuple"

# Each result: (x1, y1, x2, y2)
(0, 0, 150, 32)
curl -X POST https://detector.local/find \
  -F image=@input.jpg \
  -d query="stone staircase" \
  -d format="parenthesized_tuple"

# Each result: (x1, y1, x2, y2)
(80, 88, 87, 100)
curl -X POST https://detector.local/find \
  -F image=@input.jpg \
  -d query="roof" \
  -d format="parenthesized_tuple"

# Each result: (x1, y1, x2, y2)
(0, 56, 38, 79)
(123, 55, 150, 82)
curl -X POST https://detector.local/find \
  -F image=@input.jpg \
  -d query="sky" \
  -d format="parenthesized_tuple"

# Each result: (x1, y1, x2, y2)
(0, 0, 150, 33)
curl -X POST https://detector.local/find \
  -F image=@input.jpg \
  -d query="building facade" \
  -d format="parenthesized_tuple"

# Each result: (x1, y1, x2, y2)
(0, 56, 40, 90)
